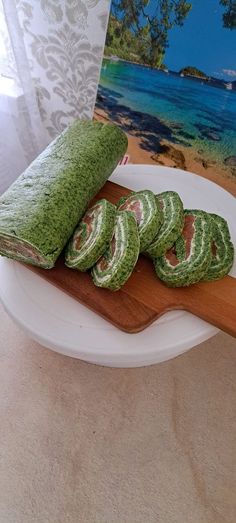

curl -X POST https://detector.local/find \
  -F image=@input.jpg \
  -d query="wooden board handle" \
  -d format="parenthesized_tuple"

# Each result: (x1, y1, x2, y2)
(180, 276, 236, 338)
(123, 259, 236, 338)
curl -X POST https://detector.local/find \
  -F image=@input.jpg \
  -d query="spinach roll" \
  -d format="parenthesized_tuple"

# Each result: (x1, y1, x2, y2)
(146, 191, 184, 258)
(202, 213, 234, 281)
(154, 210, 212, 287)
(92, 211, 140, 291)
(65, 199, 116, 271)
(117, 190, 163, 252)
(0, 120, 127, 268)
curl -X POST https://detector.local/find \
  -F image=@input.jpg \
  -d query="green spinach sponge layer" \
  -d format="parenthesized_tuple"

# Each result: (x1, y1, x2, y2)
(146, 191, 184, 258)
(0, 120, 127, 268)
(117, 190, 163, 252)
(154, 209, 212, 287)
(92, 211, 140, 291)
(65, 199, 116, 272)
(202, 213, 234, 281)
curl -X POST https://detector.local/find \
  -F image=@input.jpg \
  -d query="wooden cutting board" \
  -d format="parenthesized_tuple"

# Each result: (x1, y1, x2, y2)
(27, 181, 236, 337)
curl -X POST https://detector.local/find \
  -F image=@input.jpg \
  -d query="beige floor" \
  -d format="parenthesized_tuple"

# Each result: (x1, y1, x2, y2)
(0, 302, 236, 523)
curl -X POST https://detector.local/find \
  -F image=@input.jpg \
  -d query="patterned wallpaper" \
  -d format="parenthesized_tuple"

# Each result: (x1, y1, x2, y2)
(17, 0, 110, 140)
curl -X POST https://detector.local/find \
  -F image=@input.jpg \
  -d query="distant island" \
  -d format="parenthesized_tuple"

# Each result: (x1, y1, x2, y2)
(179, 66, 208, 79)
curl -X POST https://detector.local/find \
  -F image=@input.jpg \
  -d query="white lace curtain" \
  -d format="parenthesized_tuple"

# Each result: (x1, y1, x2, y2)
(0, 0, 110, 194)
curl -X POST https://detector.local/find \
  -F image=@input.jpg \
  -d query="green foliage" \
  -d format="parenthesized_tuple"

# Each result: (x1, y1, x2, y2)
(109, 0, 192, 67)
(179, 66, 207, 78)
(105, 19, 165, 67)
(220, 0, 236, 29)
(105, 16, 141, 62)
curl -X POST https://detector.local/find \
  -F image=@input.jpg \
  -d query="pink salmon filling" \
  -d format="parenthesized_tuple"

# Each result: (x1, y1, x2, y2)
(97, 235, 116, 272)
(165, 215, 196, 267)
(119, 198, 142, 224)
(212, 241, 217, 256)
(0, 236, 45, 263)
(73, 204, 101, 251)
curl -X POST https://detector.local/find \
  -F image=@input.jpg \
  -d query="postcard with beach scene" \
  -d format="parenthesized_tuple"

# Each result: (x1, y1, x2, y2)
(94, 0, 236, 190)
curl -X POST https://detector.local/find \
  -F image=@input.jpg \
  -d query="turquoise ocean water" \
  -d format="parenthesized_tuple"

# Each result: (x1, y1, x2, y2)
(98, 60, 236, 165)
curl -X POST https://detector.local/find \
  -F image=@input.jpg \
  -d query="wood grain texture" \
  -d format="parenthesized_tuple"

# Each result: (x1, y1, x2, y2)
(27, 181, 236, 336)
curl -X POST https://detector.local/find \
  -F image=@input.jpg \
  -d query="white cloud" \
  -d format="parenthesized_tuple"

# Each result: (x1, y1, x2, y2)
(222, 69, 236, 78)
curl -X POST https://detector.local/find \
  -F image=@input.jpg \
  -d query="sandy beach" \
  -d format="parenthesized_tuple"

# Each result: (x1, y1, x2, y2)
(94, 107, 236, 196)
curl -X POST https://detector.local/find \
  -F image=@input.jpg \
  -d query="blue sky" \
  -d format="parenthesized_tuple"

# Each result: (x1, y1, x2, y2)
(111, 0, 235, 80)
(164, 0, 236, 79)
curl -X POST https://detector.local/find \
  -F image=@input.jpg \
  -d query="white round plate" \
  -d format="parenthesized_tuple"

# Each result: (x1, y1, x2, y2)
(0, 165, 235, 367)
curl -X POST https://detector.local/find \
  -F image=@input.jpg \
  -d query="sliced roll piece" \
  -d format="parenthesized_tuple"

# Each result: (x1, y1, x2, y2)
(65, 199, 116, 271)
(146, 191, 184, 258)
(92, 211, 140, 291)
(117, 190, 163, 252)
(202, 213, 234, 282)
(154, 210, 212, 287)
